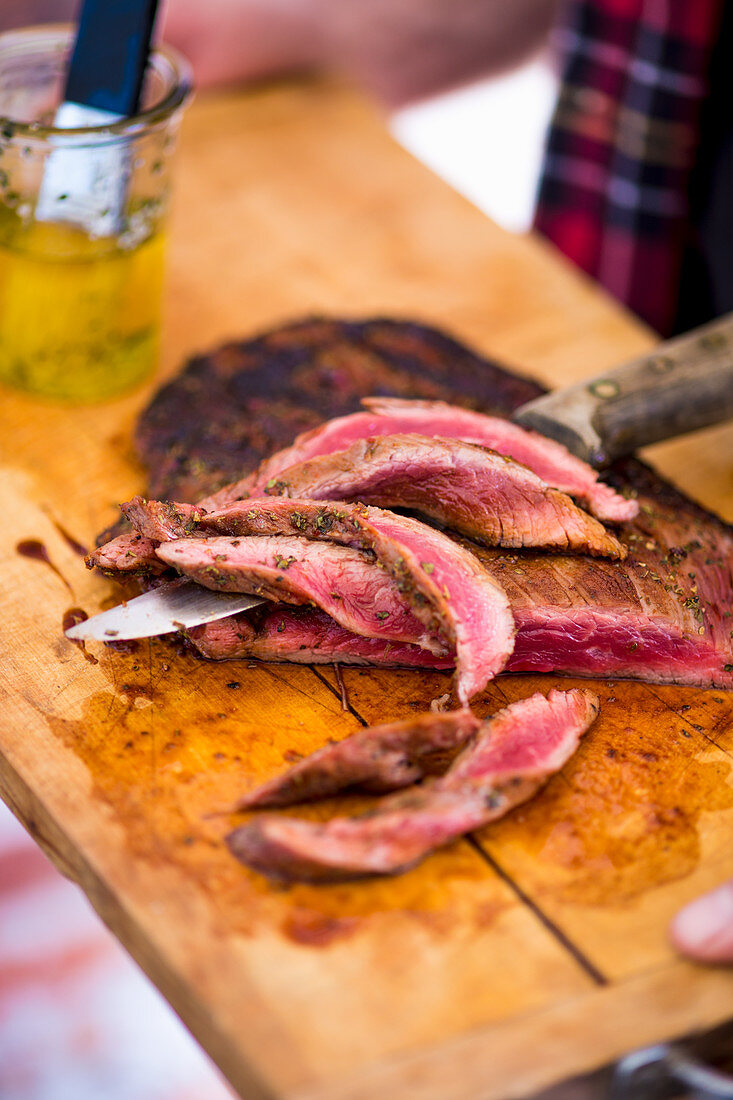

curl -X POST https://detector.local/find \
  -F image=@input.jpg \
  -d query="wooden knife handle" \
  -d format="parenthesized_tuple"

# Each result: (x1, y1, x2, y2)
(515, 312, 733, 466)
(591, 313, 733, 462)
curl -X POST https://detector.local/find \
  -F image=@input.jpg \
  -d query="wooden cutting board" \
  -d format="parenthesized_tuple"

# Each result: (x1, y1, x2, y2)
(1, 78, 733, 1100)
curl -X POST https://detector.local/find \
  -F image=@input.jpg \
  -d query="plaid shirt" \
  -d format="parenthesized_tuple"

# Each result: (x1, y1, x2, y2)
(534, 0, 724, 335)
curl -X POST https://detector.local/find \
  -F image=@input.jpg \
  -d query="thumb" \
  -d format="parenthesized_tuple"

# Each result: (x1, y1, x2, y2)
(671, 879, 733, 963)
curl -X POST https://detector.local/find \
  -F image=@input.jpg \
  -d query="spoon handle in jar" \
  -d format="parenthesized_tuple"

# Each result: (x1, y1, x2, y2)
(66, 0, 162, 116)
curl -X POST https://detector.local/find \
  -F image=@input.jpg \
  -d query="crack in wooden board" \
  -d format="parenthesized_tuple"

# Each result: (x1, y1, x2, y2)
(317, 666, 733, 985)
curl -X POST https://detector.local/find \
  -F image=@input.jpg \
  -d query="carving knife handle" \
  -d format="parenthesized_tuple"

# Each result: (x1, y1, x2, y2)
(514, 312, 733, 467)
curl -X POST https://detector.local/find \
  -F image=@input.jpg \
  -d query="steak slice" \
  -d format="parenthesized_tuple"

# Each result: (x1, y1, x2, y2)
(261, 434, 626, 558)
(228, 397, 635, 524)
(227, 689, 598, 882)
(156, 535, 443, 653)
(164, 480, 733, 688)
(143, 467, 733, 689)
(363, 398, 638, 523)
(162, 498, 515, 705)
(236, 709, 480, 809)
(186, 606, 453, 669)
(88, 531, 165, 575)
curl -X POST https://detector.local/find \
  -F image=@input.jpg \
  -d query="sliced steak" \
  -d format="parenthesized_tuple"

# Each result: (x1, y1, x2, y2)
(186, 606, 453, 669)
(227, 689, 598, 882)
(90, 318, 733, 689)
(236, 709, 480, 809)
(164, 469, 733, 689)
(261, 434, 626, 558)
(156, 535, 442, 653)
(90, 422, 625, 572)
(230, 397, 635, 523)
(172, 479, 733, 688)
(166, 499, 515, 705)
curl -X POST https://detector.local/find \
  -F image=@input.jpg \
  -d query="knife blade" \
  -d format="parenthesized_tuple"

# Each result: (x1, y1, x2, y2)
(512, 311, 733, 467)
(65, 582, 263, 642)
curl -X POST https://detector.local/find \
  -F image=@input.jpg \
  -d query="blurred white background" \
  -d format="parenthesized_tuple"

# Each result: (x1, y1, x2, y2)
(392, 56, 559, 233)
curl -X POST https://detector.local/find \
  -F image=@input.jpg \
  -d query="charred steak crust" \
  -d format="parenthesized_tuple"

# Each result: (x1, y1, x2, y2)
(134, 317, 545, 506)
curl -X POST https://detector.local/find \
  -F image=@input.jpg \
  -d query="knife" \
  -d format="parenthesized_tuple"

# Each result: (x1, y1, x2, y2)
(66, 311, 733, 643)
(66, 581, 263, 643)
(513, 310, 733, 466)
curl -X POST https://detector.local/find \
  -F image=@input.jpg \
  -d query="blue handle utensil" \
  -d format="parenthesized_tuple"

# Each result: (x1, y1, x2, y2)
(36, 0, 161, 236)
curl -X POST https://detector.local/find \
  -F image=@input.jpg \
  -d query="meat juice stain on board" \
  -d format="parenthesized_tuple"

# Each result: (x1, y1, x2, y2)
(61, 607, 98, 665)
(41, 638, 508, 943)
(16, 538, 73, 594)
(104, 637, 141, 655)
(480, 683, 733, 906)
(48, 518, 89, 557)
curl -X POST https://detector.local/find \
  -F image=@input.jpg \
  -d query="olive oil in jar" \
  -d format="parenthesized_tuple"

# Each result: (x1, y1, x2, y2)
(0, 204, 165, 402)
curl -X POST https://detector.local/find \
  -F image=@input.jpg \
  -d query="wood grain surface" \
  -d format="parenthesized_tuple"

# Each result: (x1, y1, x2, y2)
(1, 78, 733, 1100)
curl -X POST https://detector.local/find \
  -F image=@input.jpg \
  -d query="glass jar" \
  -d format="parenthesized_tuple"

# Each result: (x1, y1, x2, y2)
(0, 24, 192, 402)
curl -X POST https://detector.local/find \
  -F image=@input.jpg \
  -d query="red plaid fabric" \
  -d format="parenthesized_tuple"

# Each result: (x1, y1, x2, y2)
(534, 0, 724, 335)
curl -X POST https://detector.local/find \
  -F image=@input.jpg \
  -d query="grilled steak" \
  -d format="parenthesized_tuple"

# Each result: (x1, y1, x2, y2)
(156, 535, 443, 653)
(93, 318, 733, 688)
(227, 689, 598, 882)
(229, 397, 635, 523)
(155, 499, 515, 705)
(186, 606, 453, 669)
(260, 434, 626, 558)
(190, 529, 733, 686)
(236, 709, 480, 809)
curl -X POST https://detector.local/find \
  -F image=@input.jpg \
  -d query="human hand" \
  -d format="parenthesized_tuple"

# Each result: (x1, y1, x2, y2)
(671, 879, 733, 962)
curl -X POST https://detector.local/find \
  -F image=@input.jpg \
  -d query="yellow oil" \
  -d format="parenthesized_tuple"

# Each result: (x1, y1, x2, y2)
(0, 206, 165, 402)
